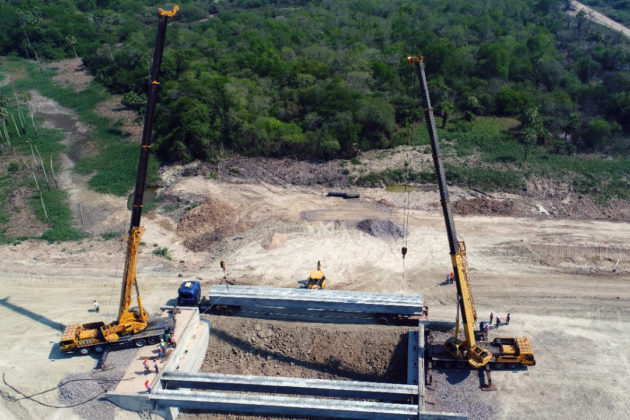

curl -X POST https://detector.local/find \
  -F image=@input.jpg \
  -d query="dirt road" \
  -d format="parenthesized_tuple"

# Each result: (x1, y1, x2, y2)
(1, 174, 629, 419)
(569, 1, 630, 39)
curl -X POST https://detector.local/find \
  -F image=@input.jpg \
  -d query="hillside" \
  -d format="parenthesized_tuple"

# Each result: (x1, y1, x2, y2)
(2, 1, 630, 160)
(1, 0, 630, 246)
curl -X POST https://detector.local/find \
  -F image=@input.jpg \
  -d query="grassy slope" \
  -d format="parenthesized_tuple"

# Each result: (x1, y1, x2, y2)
(0, 57, 157, 242)
(356, 116, 630, 203)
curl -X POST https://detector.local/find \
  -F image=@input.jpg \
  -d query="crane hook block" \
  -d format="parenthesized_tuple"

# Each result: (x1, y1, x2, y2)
(406, 56, 423, 63)
(402, 247, 408, 258)
(220, 260, 226, 270)
(158, 5, 179, 17)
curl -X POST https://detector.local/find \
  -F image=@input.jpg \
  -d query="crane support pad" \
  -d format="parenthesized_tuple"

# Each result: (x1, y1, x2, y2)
(209, 286, 423, 316)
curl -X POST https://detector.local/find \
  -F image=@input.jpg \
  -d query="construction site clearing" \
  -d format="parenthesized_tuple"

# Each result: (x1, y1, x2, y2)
(1, 17, 629, 419)
(1, 169, 630, 420)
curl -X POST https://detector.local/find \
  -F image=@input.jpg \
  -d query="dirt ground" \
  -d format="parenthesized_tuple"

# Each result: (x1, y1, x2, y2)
(570, 0, 630, 39)
(199, 317, 410, 383)
(1, 59, 630, 419)
(1, 170, 629, 419)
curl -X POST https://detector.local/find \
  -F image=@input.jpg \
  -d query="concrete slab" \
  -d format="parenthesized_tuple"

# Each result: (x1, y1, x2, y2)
(151, 389, 418, 419)
(112, 308, 193, 395)
(407, 330, 419, 386)
(418, 323, 425, 412)
(210, 285, 424, 315)
(162, 372, 417, 402)
(105, 307, 209, 418)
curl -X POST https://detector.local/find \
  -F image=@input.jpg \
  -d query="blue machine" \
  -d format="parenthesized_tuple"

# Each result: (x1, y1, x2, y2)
(177, 281, 201, 306)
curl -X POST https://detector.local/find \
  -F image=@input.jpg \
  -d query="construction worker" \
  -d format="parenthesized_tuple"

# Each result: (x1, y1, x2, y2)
(169, 335, 177, 348)
(93, 300, 100, 313)
(165, 332, 171, 346)
(157, 346, 164, 360)
(496, 316, 501, 328)
(506, 312, 511, 325)
(153, 358, 159, 373)
(144, 380, 151, 394)
(489, 312, 494, 325)
(484, 322, 490, 339)
(143, 358, 150, 374)
(445, 272, 455, 284)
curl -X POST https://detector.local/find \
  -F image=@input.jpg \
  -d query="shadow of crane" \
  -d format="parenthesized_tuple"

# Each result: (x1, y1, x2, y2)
(0, 297, 65, 332)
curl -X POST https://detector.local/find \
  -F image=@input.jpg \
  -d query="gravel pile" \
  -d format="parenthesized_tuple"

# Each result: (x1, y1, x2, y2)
(356, 218, 404, 239)
(58, 348, 138, 420)
(425, 369, 497, 420)
(424, 330, 498, 420)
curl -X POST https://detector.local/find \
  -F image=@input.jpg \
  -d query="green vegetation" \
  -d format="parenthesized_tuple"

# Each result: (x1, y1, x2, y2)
(33, 189, 84, 242)
(0, 56, 158, 242)
(356, 116, 629, 201)
(152, 246, 171, 260)
(10, 59, 158, 196)
(101, 231, 122, 240)
(0, 0, 627, 205)
(3, 0, 629, 161)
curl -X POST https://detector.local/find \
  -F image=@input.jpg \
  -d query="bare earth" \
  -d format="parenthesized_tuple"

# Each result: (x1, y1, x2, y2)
(1, 59, 630, 419)
(570, 1, 630, 39)
(1, 169, 629, 419)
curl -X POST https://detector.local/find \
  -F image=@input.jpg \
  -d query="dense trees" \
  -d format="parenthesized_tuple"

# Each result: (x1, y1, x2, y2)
(2, 0, 630, 160)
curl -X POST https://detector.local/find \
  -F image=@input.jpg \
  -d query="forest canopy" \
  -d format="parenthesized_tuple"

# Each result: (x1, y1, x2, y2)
(2, 0, 630, 162)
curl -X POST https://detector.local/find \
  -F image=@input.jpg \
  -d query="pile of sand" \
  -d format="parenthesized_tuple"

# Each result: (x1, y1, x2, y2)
(177, 199, 239, 251)
(261, 233, 287, 250)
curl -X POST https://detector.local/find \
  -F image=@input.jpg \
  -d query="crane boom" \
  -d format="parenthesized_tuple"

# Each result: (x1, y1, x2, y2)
(408, 56, 492, 368)
(117, 5, 178, 325)
(60, 6, 178, 354)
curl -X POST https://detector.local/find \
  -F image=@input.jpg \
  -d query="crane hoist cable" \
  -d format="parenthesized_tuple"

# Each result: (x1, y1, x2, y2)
(400, 126, 413, 290)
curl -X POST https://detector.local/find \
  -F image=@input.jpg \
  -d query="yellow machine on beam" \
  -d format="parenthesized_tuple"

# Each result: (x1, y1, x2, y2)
(408, 56, 535, 369)
(59, 6, 178, 355)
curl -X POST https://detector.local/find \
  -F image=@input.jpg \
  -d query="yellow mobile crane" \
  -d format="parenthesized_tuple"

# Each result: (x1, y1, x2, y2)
(408, 56, 535, 369)
(59, 6, 179, 355)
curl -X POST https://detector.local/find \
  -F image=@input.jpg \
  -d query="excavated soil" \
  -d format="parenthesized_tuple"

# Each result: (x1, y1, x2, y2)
(218, 156, 350, 188)
(181, 316, 411, 420)
(452, 197, 516, 217)
(200, 316, 410, 383)
(177, 199, 253, 251)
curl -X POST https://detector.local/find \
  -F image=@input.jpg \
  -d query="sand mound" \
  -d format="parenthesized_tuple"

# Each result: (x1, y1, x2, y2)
(356, 218, 403, 239)
(261, 233, 287, 250)
(177, 199, 240, 250)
